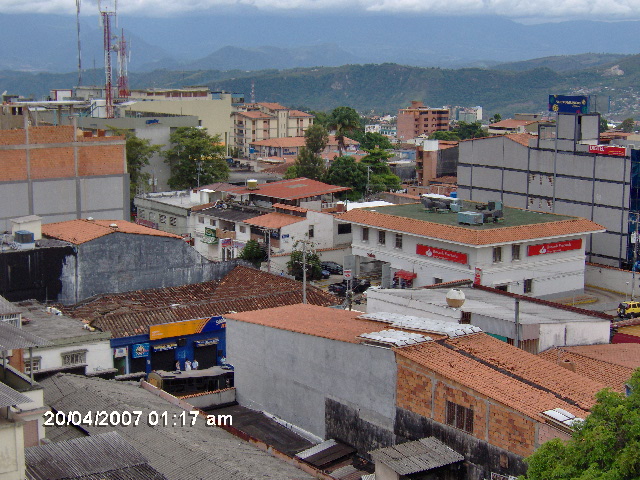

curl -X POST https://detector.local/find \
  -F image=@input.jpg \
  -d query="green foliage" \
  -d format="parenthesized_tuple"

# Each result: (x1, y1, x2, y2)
(452, 121, 488, 140)
(163, 127, 229, 190)
(328, 106, 363, 156)
(361, 148, 401, 193)
(619, 118, 636, 133)
(237, 239, 266, 268)
(308, 111, 331, 128)
(324, 156, 368, 200)
(489, 113, 502, 124)
(289, 147, 326, 181)
(523, 369, 640, 480)
(599, 116, 609, 133)
(429, 130, 461, 141)
(353, 131, 394, 150)
(109, 127, 162, 197)
(287, 244, 322, 280)
(304, 124, 330, 155)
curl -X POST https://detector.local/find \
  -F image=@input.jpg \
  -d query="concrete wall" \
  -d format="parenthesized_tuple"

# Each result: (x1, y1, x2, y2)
(32, 340, 114, 374)
(585, 263, 638, 295)
(226, 319, 398, 440)
(0, 422, 24, 480)
(57, 233, 248, 304)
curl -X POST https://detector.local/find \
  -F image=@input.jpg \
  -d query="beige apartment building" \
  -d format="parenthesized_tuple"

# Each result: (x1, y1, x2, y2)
(231, 102, 314, 157)
(397, 101, 450, 141)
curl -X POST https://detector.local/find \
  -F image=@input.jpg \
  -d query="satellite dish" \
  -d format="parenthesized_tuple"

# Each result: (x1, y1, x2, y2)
(446, 288, 465, 308)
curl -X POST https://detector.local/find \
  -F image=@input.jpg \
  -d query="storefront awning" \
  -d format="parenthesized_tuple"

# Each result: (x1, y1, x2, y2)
(394, 270, 417, 281)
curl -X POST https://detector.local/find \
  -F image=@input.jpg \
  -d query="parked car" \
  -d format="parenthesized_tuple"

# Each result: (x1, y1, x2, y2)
(321, 261, 343, 275)
(618, 301, 640, 318)
(321, 269, 331, 279)
(328, 279, 371, 297)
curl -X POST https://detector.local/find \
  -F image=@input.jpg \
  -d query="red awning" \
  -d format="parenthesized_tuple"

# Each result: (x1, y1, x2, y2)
(394, 270, 417, 280)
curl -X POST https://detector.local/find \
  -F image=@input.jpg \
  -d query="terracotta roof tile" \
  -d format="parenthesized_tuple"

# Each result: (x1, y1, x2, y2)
(506, 133, 534, 146)
(274, 203, 308, 213)
(288, 110, 314, 117)
(244, 212, 306, 229)
(396, 339, 590, 422)
(228, 177, 350, 200)
(490, 119, 537, 128)
(337, 208, 603, 246)
(236, 110, 273, 119)
(42, 219, 182, 245)
(256, 102, 287, 110)
(539, 344, 640, 392)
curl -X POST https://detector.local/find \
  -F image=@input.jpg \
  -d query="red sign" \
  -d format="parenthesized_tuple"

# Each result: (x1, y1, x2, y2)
(588, 145, 626, 157)
(527, 239, 582, 256)
(136, 218, 158, 229)
(474, 267, 482, 285)
(416, 244, 468, 264)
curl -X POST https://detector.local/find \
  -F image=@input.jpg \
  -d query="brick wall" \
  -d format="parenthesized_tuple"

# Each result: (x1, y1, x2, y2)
(0, 150, 28, 180)
(397, 355, 538, 458)
(31, 147, 74, 179)
(79, 145, 125, 176)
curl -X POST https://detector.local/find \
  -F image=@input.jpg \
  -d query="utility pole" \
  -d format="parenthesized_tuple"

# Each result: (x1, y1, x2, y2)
(302, 240, 307, 304)
(514, 297, 520, 349)
(631, 212, 640, 299)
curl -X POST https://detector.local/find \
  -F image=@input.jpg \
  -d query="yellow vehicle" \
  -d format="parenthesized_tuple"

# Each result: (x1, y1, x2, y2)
(617, 301, 640, 318)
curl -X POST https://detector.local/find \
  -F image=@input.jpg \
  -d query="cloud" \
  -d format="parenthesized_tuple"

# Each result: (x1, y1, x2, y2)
(1, 0, 639, 20)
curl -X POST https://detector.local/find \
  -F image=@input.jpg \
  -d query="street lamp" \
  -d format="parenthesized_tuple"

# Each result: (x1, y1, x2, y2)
(195, 157, 204, 188)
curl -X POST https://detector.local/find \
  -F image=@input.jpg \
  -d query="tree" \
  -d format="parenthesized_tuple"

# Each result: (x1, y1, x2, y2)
(237, 239, 266, 268)
(619, 118, 636, 133)
(285, 124, 329, 180)
(489, 113, 502, 124)
(452, 121, 488, 140)
(429, 130, 461, 141)
(523, 368, 640, 480)
(308, 110, 331, 128)
(356, 131, 394, 150)
(361, 148, 401, 194)
(324, 156, 368, 200)
(109, 127, 162, 197)
(327, 106, 363, 157)
(163, 127, 229, 190)
(304, 124, 329, 155)
(599, 116, 609, 133)
(287, 241, 322, 280)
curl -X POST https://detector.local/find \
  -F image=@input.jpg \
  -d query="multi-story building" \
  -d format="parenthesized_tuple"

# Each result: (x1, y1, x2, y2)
(0, 122, 128, 231)
(231, 103, 314, 157)
(415, 139, 459, 185)
(397, 101, 449, 141)
(337, 200, 604, 298)
(457, 112, 636, 267)
(249, 135, 359, 161)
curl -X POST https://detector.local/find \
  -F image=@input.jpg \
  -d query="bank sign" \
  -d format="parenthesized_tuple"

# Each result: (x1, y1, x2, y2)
(548, 95, 589, 114)
(527, 239, 582, 256)
(416, 244, 468, 264)
(588, 145, 626, 157)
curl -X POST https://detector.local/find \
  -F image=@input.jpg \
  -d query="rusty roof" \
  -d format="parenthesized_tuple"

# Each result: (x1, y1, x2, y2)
(337, 205, 604, 246)
(61, 266, 339, 338)
(42, 219, 182, 245)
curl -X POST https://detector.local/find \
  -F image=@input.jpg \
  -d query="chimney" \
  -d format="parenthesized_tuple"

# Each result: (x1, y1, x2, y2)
(335, 201, 346, 213)
(559, 358, 576, 372)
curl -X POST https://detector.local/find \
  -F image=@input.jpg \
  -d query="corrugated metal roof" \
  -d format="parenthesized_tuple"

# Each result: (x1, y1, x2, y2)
(0, 295, 20, 315)
(369, 437, 464, 475)
(0, 381, 32, 408)
(358, 312, 482, 338)
(0, 321, 52, 349)
(296, 439, 337, 459)
(359, 329, 432, 346)
(25, 431, 166, 480)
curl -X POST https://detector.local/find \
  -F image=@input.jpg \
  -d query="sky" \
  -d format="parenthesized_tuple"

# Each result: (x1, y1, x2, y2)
(1, 0, 639, 22)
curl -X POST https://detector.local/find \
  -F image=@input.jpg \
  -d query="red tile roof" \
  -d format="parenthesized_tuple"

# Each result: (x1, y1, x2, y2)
(256, 102, 287, 111)
(288, 110, 314, 118)
(42, 219, 181, 245)
(490, 119, 537, 128)
(236, 110, 273, 119)
(226, 177, 350, 200)
(274, 203, 308, 213)
(336, 208, 604, 246)
(251, 137, 306, 148)
(61, 266, 339, 338)
(506, 133, 534, 147)
(538, 344, 640, 392)
(244, 212, 305, 229)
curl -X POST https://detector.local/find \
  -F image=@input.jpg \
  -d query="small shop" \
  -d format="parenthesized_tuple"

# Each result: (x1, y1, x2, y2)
(110, 316, 227, 375)
(393, 269, 417, 289)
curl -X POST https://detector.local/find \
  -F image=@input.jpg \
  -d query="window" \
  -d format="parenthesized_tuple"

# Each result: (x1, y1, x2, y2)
(460, 311, 471, 324)
(149, 212, 156, 221)
(446, 400, 474, 434)
(362, 227, 369, 242)
(170, 217, 177, 226)
(524, 278, 533, 294)
(239, 226, 246, 234)
(24, 357, 41, 374)
(337, 223, 352, 234)
(434, 277, 443, 284)
(159, 215, 166, 224)
(209, 219, 216, 226)
(308, 225, 315, 238)
(512, 244, 521, 261)
(198, 216, 204, 224)
(61, 350, 87, 366)
(138, 210, 145, 219)
(493, 246, 502, 263)
(0, 315, 20, 328)
(395, 233, 403, 249)
(378, 230, 386, 245)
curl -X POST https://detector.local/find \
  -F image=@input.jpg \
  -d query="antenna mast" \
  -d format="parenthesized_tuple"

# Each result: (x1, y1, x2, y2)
(99, 0, 117, 118)
(76, 0, 82, 86)
(116, 28, 129, 98)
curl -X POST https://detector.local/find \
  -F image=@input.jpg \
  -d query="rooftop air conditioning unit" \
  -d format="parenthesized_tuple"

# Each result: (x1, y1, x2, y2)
(458, 211, 483, 225)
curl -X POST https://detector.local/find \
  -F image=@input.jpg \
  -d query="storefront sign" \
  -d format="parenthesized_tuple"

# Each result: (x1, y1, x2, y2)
(220, 238, 232, 247)
(195, 338, 219, 347)
(527, 239, 582, 256)
(416, 244, 468, 264)
(204, 227, 216, 237)
(232, 240, 246, 249)
(149, 316, 225, 340)
(152, 343, 177, 352)
(588, 145, 626, 156)
(114, 347, 128, 358)
(131, 343, 149, 358)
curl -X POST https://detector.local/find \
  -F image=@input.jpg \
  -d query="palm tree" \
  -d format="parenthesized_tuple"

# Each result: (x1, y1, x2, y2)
(327, 106, 362, 157)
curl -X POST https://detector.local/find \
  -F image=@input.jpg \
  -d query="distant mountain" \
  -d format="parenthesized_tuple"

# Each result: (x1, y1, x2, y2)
(493, 53, 630, 73)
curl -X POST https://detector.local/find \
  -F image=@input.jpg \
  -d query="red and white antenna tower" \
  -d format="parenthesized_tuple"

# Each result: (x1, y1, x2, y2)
(99, 0, 117, 118)
(115, 28, 130, 98)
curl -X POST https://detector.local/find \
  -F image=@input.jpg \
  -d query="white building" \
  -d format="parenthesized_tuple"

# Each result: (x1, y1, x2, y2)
(337, 200, 604, 299)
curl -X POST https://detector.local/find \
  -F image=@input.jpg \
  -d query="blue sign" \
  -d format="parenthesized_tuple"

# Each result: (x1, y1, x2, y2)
(549, 95, 589, 114)
(145, 119, 159, 124)
(132, 343, 150, 358)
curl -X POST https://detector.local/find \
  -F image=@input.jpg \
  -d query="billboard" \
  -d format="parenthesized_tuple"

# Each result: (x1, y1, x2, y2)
(588, 145, 626, 157)
(548, 95, 589, 114)
(527, 239, 582, 256)
(149, 316, 225, 340)
(416, 244, 468, 264)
